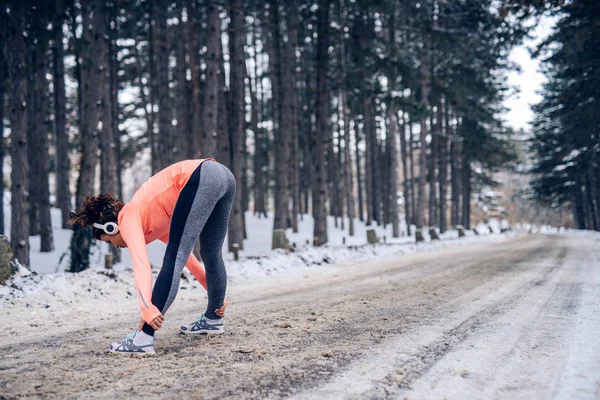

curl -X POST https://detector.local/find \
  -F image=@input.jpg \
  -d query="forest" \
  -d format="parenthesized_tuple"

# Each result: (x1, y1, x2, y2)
(1, 0, 598, 273)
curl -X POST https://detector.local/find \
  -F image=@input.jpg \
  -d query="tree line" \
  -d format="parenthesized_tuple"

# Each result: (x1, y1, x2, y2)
(2, 0, 532, 272)
(531, 0, 600, 231)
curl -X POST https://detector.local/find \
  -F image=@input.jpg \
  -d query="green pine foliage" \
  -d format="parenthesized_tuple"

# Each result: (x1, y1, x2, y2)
(531, 0, 600, 229)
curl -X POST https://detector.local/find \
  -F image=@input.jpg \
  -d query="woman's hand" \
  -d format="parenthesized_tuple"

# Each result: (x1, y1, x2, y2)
(138, 314, 165, 331)
(215, 299, 227, 317)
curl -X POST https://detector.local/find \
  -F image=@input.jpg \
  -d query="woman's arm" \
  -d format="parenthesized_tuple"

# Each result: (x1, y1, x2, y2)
(159, 233, 208, 291)
(120, 206, 162, 324)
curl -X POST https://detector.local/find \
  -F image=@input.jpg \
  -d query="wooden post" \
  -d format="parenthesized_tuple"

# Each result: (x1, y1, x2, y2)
(415, 230, 425, 242)
(366, 229, 378, 244)
(105, 253, 114, 270)
(232, 243, 240, 261)
(428, 229, 440, 240)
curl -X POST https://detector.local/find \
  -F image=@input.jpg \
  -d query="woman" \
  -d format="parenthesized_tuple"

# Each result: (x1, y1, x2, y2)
(69, 159, 236, 356)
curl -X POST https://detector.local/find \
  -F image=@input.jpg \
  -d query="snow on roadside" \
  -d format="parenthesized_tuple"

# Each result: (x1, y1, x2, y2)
(0, 229, 514, 318)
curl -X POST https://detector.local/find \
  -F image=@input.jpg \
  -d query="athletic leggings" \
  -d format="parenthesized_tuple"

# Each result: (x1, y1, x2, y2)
(142, 161, 236, 336)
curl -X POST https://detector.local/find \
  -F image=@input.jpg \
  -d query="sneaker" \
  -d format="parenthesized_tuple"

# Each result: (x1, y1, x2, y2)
(180, 314, 224, 335)
(109, 330, 156, 356)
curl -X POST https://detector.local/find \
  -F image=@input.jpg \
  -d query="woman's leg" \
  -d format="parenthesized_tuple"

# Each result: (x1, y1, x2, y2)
(141, 161, 232, 336)
(199, 164, 236, 319)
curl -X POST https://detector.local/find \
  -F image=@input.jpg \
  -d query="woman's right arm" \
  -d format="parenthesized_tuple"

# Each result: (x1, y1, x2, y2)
(120, 206, 162, 324)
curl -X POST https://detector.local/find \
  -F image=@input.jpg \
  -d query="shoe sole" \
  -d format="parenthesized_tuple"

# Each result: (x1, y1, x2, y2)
(179, 327, 225, 335)
(108, 349, 156, 357)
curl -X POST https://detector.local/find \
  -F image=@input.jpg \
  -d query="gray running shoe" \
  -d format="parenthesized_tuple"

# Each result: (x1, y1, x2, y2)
(180, 315, 224, 335)
(109, 331, 155, 356)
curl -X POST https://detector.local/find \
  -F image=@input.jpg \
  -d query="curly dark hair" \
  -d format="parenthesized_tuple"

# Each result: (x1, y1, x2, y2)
(68, 194, 125, 240)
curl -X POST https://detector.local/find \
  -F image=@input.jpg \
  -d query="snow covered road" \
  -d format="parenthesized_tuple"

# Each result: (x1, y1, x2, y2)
(1, 233, 599, 399)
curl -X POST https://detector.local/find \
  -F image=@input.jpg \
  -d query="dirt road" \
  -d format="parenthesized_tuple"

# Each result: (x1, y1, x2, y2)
(1, 233, 599, 399)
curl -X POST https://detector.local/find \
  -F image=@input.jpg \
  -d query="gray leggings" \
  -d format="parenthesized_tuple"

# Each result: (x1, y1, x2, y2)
(142, 161, 236, 336)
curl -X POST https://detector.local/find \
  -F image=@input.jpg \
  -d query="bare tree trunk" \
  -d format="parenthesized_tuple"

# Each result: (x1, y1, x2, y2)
(586, 168, 599, 231)
(312, 0, 330, 246)
(217, 46, 230, 167)
(0, 46, 5, 235)
(175, 1, 191, 162)
(100, 6, 120, 262)
(428, 113, 438, 227)
(409, 119, 416, 225)
(387, 107, 400, 237)
(438, 99, 448, 233)
(201, 2, 220, 158)
(27, 49, 40, 237)
(147, 5, 159, 173)
(7, 4, 30, 266)
(34, 35, 54, 252)
(355, 115, 364, 222)
(339, 3, 354, 235)
(271, 0, 290, 232)
(400, 112, 411, 235)
(187, 0, 201, 158)
(364, 102, 374, 226)
(154, 0, 173, 168)
(416, 39, 431, 229)
(108, 6, 122, 200)
(53, 14, 71, 230)
(72, 0, 110, 273)
(284, 0, 300, 233)
(461, 155, 471, 229)
(76, 0, 107, 207)
(251, 13, 267, 218)
(450, 110, 461, 227)
(228, 0, 246, 250)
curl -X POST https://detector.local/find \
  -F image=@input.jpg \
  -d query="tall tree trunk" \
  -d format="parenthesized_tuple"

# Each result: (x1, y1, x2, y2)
(7, 4, 30, 267)
(400, 112, 411, 235)
(312, 0, 330, 246)
(416, 48, 430, 228)
(154, 0, 172, 168)
(387, 108, 400, 237)
(72, 0, 110, 272)
(271, 0, 290, 232)
(187, 0, 201, 157)
(364, 102, 374, 226)
(428, 114, 438, 227)
(409, 119, 416, 225)
(201, 1, 220, 158)
(461, 155, 471, 229)
(586, 168, 599, 231)
(175, 2, 191, 162)
(339, 2, 354, 236)
(53, 14, 70, 229)
(27, 51, 40, 237)
(573, 180, 586, 229)
(0, 46, 5, 235)
(373, 119, 383, 225)
(108, 5, 121, 200)
(217, 47, 230, 166)
(284, 0, 300, 233)
(228, 0, 246, 250)
(100, 6, 120, 262)
(450, 113, 461, 227)
(438, 100, 448, 233)
(251, 12, 267, 218)
(37, 38, 54, 252)
(355, 115, 364, 222)
(417, 120, 428, 228)
(147, 5, 159, 174)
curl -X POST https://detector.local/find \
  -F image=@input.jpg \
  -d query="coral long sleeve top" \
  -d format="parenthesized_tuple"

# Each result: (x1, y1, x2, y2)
(117, 158, 215, 323)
